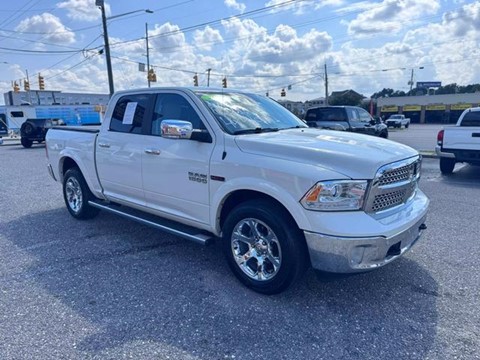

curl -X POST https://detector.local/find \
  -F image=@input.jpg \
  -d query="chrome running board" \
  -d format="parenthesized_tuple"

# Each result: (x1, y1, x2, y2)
(88, 201, 214, 245)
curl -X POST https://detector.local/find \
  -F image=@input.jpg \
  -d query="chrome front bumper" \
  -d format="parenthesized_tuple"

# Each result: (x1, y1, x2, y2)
(304, 214, 427, 273)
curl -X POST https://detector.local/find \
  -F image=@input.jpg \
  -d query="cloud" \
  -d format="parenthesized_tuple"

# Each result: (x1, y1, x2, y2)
(56, 0, 110, 22)
(347, 0, 441, 36)
(15, 13, 75, 44)
(264, 0, 344, 15)
(224, 0, 246, 13)
(193, 26, 224, 51)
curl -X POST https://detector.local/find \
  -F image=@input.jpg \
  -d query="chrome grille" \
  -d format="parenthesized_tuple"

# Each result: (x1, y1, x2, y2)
(378, 162, 419, 186)
(366, 156, 420, 214)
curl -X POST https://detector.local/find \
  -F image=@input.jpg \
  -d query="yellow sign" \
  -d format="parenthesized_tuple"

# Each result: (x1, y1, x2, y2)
(381, 105, 398, 112)
(426, 104, 446, 111)
(450, 103, 472, 111)
(403, 105, 421, 111)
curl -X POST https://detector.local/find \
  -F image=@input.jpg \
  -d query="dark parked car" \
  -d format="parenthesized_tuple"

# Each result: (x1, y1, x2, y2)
(20, 118, 65, 148)
(304, 106, 388, 138)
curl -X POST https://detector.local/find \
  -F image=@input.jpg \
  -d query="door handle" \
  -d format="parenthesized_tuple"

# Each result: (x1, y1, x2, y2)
(98, 143, 110, 148)
(144, 149, 161, 155)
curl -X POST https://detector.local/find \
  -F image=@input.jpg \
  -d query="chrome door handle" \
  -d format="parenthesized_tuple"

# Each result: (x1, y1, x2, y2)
(144, 149, 161, 155)
(98, 143, 110, 148)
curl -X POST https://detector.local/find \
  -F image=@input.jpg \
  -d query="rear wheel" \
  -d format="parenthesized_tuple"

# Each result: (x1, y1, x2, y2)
(63, 167, 100, 219)
(380, 130, 388, 139)
(405, 122, 409, 129)
(20, 137, 33, 148)
(440, 157, 455, 174)
(222, 199, 308, 294)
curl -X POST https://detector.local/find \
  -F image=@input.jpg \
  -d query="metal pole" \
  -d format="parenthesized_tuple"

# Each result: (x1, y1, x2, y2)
(25, 69, 32, 104)
(409, 68, 414, 94)
(100, 4, 114, 95)
(146, 22, 150, 88)
(206, 68, 211, 87)
(324, 63, 329, 105)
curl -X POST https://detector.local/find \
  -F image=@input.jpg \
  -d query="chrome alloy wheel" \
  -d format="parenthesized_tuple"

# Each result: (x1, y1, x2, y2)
(231, 218, 282, 281)
(65, 177, 83, 213)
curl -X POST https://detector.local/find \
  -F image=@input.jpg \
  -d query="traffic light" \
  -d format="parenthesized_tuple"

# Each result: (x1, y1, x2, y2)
(13, 81, 20, 93)
(280, 88, 286, 97)
(38, 74, 45, 90)
(193, 73, 198, 86)
(147, 68, 157, 82)
(222, 77, 227, 88)
(24, 79, 30, 91)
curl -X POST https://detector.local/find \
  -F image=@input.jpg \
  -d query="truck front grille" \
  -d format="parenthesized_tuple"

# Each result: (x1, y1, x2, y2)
(366, 156, 421, 214)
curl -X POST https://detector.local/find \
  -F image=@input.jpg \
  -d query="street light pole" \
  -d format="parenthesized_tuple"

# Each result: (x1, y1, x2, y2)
(146, 22, 150, 88)
(96, 0, 153, 96)
(99, 2, 114, 96)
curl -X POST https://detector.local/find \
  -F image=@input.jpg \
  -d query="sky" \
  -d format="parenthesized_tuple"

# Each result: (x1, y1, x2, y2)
(0, 0, 479, 104)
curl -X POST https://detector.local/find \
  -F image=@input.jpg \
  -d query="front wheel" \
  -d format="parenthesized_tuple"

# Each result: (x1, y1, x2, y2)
(63, 168, 100, 219)
(440, 157, 455, 174)
(222, 199, 308, 294)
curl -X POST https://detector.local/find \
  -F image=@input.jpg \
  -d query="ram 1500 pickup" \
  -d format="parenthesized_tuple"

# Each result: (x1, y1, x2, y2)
(436, 107, 480, 174)
(46, 87, 429, 294)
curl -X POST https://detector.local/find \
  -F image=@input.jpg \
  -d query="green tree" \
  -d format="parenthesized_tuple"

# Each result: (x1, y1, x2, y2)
(329, 91, 364, 106)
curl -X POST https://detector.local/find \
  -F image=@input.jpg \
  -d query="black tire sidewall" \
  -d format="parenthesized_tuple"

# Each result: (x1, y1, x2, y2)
(21, 137, 33, 148)
(440, 157, 455, 174)
(222, 200, 306, 294)
(63, 168, 98, 219)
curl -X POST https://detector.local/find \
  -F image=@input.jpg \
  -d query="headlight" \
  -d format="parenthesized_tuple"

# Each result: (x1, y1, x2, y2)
(300, 180, 368, 211)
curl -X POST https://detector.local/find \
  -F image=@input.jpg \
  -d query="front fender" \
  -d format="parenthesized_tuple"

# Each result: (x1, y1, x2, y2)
(211, 177, 311, 235)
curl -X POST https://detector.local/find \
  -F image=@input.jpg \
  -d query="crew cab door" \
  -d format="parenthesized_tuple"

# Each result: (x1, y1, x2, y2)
(96, 93, 154, 205)
(140, 91, 215, 225)
(348, 107, 376, 135)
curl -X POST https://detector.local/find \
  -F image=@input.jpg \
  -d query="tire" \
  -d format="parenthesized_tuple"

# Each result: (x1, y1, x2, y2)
(63, 167, 100, 219)
(21, 122, 34, 136)
(405, 123, 409, 129)
(20, 137, 33, 148)
(380, 130, 388, 139)
(440, 157, 455, 174)
(222, 199, 308, 294)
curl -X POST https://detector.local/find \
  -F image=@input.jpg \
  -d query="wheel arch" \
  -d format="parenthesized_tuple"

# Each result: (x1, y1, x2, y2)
(215, 188, 309, 238)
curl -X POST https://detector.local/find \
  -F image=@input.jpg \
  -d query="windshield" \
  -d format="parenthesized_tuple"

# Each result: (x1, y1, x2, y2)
(195, 91, 306, 134)
(390, 115, 402, 119)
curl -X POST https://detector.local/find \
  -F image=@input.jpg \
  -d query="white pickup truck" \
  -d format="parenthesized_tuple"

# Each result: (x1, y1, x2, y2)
(46, 87, 429, 294)
(436, 107, 480, 174)
(386, 114, 410, 129)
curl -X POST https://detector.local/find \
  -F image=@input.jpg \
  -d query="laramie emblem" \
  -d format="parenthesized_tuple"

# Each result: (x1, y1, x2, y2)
(188, 172, 207, 184)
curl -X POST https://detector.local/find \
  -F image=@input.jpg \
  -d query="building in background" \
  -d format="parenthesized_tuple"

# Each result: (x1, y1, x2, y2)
(4, 90, 109, 107)
(377, 93, 480, 124)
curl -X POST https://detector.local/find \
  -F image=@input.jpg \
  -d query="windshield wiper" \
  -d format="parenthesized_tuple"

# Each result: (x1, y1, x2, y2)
(232, 127, 279, 135)
(281, 125, 308, 130)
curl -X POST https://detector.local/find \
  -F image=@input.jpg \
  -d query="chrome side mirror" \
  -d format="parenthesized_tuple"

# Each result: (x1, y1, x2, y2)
(161, 120, 193, 139)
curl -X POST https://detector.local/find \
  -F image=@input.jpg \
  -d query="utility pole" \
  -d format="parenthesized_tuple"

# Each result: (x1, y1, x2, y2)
(206, 68, 211, 87)
(98, 0, 114, 95)
(146, 22, 150, 88)
(408, 68, 414, 94)
(25, 69, 32, 104)
(324, 63, 329, 105)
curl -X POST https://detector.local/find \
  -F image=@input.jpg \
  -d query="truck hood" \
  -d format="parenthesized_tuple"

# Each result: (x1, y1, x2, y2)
(234, 128, 418, 179)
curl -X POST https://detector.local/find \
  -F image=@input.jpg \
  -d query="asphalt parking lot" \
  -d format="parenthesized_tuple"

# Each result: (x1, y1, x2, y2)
(0, 133, 479, 359)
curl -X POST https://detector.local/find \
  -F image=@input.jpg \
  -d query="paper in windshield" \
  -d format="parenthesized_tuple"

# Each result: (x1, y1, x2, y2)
(122, 102, 138, 125)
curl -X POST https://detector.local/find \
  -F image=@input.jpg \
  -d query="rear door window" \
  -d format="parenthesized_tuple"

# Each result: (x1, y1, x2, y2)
(110, 94, 152, 134)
